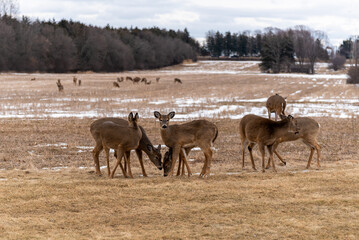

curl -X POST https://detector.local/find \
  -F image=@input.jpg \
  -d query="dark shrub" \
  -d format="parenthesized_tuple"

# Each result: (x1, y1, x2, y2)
(329, 55, 346, 71)
(347, 66, 359, 84)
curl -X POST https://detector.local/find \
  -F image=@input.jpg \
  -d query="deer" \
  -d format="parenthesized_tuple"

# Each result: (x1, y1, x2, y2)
(141, 78, 147, 83)
(56, 79, 64, 92)
(174, 78, 182, 84)
(78, 80, 81, 86)
(266, 94, 286, 121)
(73, 76, 77, 85)
(265, 116, 321, 169)
(154, 111, 218, 178)
(113, 82, 120, 88)
(133, 77, 141, 83)
(163, 147, 192, 176)
(30, 77, 36, 81)
(145, 80, 151, 85)
(117, 77, 124, 82)
(90, 117, 162, 177)
(92, 112, 142, 178)
(239, 114, 299, 173)
(126, 76, 133, 82)
(156, 77, 160, 83)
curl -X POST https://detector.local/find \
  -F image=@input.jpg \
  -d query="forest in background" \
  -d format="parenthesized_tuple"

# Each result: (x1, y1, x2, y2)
(0, 15, 199, 72)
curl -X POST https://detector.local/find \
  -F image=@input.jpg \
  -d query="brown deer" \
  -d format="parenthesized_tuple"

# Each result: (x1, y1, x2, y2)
(154, 111, 218, 177)
(90, 117, 162, 177)
(117, 77, 124, 82)
(174, 78, 182, 84)
(93, 112, 142, 178)
(145, 80, 151, 85)
(56, 79, 64, 92)
(133, 77, 141, 83)
(141, 78, 147, 83)
(113, 82, 120, 88)
(30, 77, 36, 81)
(73, 76, 77, 85)
(239, 114, 299, 172)
(265, 117, 321, 169)
(126, 76, 133, 82)
(266, 94, 286, 121)
(156, 77, 160, 83)
(78, 79, 81, 86)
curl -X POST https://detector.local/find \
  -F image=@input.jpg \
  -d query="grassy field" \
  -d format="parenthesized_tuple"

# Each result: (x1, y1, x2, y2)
(0, 61, 358, 239)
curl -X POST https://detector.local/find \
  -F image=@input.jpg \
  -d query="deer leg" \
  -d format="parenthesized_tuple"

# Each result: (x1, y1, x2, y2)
(110, 149, 127, 178)
(202, 148, 213, 178)
(267, 108, 271, 119)
(92, 143, 103, 176)
(241, 139, 248, 169)
(104, 146, 111, 177)
(125, 151, 133, 178)
(168, 146, 180, 177)
(180, 148, 192, 177)
(274, 150, 286, 165)
(247, 143, 257, 170)
(183, 148, 192, 176)
(303, 139, 319, 169)
(176, 152, 182, 176)
(258, 144, 265, 173)
(315, 143, 321, 169)
(267, 145, 276, 172)
(136, 149, 147, 177)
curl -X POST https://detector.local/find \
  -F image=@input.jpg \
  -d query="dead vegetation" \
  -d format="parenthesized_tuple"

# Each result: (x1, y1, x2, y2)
(0, 61, 358, 239)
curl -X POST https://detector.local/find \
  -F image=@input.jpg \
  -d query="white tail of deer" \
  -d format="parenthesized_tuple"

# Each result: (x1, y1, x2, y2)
(154, 111, 218, 178)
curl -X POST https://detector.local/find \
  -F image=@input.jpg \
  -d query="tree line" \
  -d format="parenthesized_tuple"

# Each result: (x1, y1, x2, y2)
(0, 15, 198, 72)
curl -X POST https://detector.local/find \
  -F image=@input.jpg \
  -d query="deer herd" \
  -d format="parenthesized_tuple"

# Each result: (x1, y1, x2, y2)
(90, 93, 321, 179)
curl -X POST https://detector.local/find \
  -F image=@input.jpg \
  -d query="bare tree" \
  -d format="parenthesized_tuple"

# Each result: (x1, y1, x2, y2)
(0, 0, 19, 16)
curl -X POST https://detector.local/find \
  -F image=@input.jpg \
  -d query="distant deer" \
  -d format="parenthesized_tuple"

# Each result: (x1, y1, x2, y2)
(113, 82, 120, 88)
(141, 78, 147, 83)
(78, 80, 81, 86)
(133, 77, 141, 84)
(90, 117, 162, 177)
(265, 116, 321, 169)
(156, 77, 160, 83)
(239, 114, 299, 172)
(73, 76, 77, 85)
(126, 76, 133, 82)
(145, 80, 151, 85)
(56, 79, 64, 92)
(174, 78, 182, 84)
(92, 112, 142, 178)
(266, 94, 286, 121)
(154, 111, 218, 177)
(30, 77, 36, 81)
(117, 77, 124, 82)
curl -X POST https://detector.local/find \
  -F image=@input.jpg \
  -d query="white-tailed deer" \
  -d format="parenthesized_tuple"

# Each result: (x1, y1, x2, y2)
(90, 117, 162, 177)
(154, 111, 218, 177)
(117, 77, 124, 82)
(113, 82, 120, 88)
(239, 114, 299, 172)
(73, 76, 77, 85)
(266, 94, 286, 121)
(78, 79, 81, 86)
(133, 77, 141, 83)
(30, 77, 36, 81)
(156, 77, 160, 83)
(92, 112, 142, 178)
(56, 79, 63, 92)
(126, 76, 133, 82)
(266, 117, 321, 169)
(174, 78, 182, 84)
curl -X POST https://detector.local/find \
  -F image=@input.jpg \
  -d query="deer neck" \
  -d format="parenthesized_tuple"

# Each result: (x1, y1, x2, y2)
(273, 119, 290, 137)
(160, 126, 174, 146)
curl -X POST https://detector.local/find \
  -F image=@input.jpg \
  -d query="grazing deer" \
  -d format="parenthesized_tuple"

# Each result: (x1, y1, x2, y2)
(73, 76, 77, 85)
(78, 80, 81, 86)
(126, 76, 133, 82)
(156, 77, 160, 83)
(163, 147, 192, 176)
(266, 94, 286, 121)
(93, 112, 142, 178)
(154, 111, 218, 177)
(90, 117, 162, 177)
(141, 78, 147, 83)
(174, 78, 182, 84)
(133, 77, 141, 84)
(266, 117, 321, 169)
(113, 82, 120, 88)
(30, 77, 36, 81)
(56, 79, 64, 92)
(239, 114, 299, 172)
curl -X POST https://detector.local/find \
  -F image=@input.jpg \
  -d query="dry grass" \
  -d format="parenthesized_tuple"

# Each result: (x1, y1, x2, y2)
(0, 61, 358, 239)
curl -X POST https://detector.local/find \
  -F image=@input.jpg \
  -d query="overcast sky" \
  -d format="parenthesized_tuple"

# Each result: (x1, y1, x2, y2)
(18, 0, 359, 47)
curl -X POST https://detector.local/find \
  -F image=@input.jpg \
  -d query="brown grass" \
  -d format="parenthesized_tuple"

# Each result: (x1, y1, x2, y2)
(0, 61, 358, 239)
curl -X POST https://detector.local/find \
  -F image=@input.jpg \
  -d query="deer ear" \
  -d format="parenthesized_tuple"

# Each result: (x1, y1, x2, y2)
(168, 111, 175, 119)
(157, 144, 161, 151)
(154, 111, 160, 119)
(134, 112, 139, 121)
(128, 112, 134, 121)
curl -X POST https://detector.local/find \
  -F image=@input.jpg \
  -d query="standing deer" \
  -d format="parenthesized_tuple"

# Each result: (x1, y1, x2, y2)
(239, 114, 299, 172)
(133, 77, 141, 84)
(30, 78, 36, 81)
(113, 82, 120, 88)
(73, 76, 77, 85)
(141, 78, 147, 83)
(90, 117, 162, 177)
(93, 112, 142, 178)
(266, 94, 286, 121)
(117, 77, 124, 82)
(78, 80, 81, 86)
(56, 79, 64, 92)
(265, 117, 321, 169)
(126, 76, 133, 82)
(174, 78, 182, 84)
(154, 111, 218, 177)
(156, 77, 160, 83)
